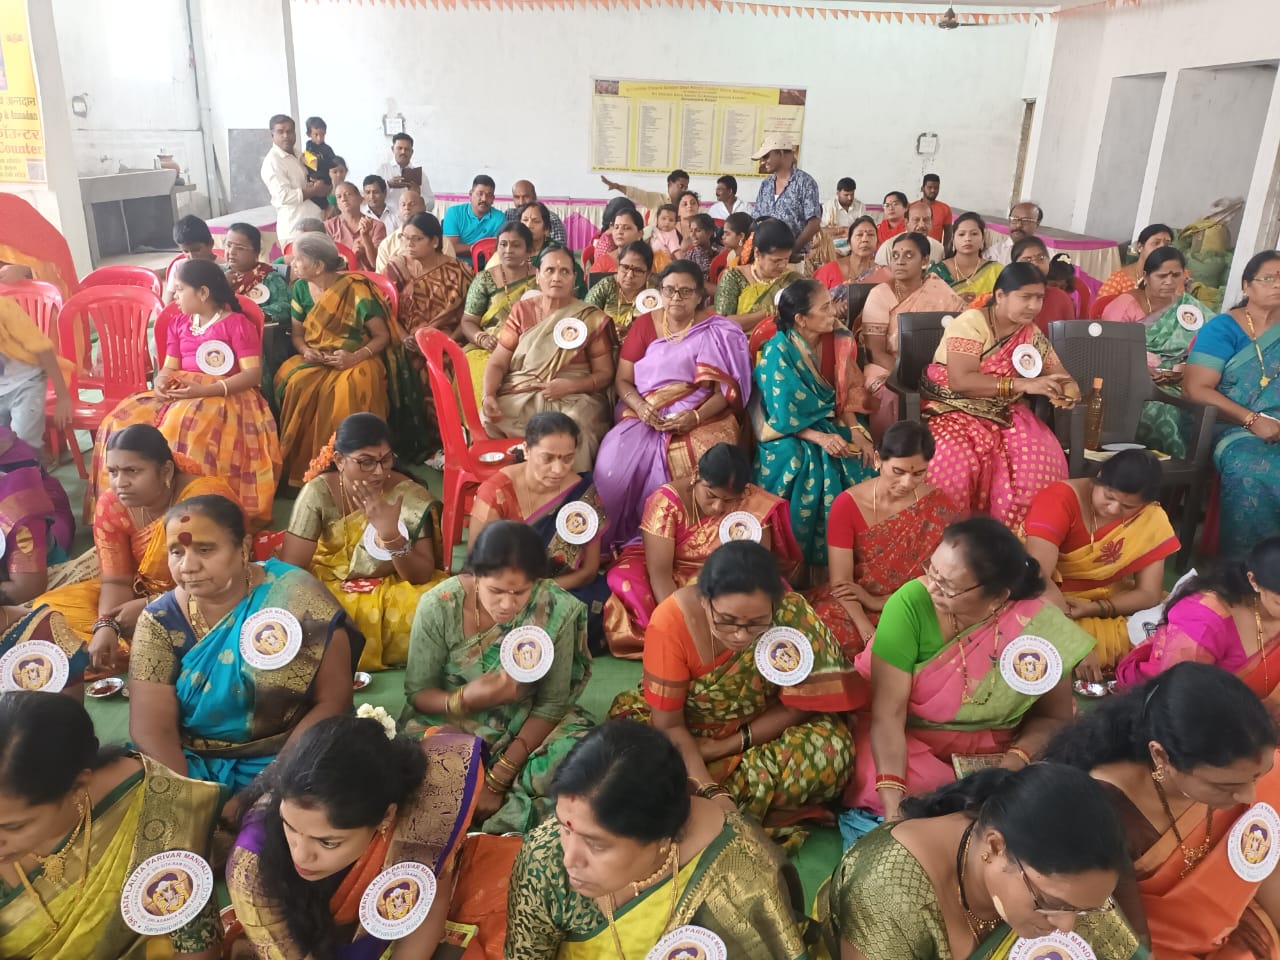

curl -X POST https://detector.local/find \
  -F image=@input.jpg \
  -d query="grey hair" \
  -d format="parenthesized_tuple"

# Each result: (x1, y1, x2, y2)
(293, 233, 344, 272)
(296, 218, 327, 235)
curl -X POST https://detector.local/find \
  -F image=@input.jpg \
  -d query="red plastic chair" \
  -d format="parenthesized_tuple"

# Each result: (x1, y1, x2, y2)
(80, 265, 163, 299)
(334, 242, 360, 271)
(352, 270, 399, 320)
(0, 280, 62, 337)
(470, 237, 498, 272)
(1090, 293, 1119, 320)
(581, 242, 597, 271)
(415, 328, 515, 571)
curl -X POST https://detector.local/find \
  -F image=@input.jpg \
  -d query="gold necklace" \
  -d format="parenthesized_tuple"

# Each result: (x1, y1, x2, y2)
(16, 791, 93, 931)
(601, 842, 681, 960)
(871, 479, 919, 524)
(1152, 772, 1212, 877)
(1255, 599, 1271, 693)
(1242, 311, 1275, 387)
(950, 257, 985, 284)
(949, 607, 1001, 706)
(956, 821, 999, 942)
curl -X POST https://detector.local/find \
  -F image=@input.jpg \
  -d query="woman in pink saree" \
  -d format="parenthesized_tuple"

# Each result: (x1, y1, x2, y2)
(596, 260, 752, 550)
(922, 263, 1076, 531)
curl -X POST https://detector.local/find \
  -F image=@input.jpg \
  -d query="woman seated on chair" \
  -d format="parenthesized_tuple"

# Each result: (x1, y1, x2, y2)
(584, 239, 655, 341)
(592, 206, 669, 276)
(847, 518, 1091, 820)
(89, 258, 280, 526)
(921, 262, 1075, 530)
(0, 425, 73, 604)
(401, 521, 593, 835)
(226, 714, 481, 960)
(470, 412, 610, 652)
(862, 232, 967, 439)
(280, 413, 446, 673)
(507, 719, 808, 960)
(521, 202, 587, 297)
(928, 211, 1001, 304)
(480, 246, 614, 472)
(753, 278, 877, 575)
(714, 218, 804, 349)
(325, 182, 386, 271)
(0, 692, 224, 960)
(609, 540, 859, 826)
(604, 443, 799, 659)
(596, 259, 751, 549)
(1098, 222, 1176, 298)
(814, 216, 890, 292)
(1023, 450, 1178, 679)
(1115, 536, 1280, 697)
(828, 764, 1144, 960)
(1045, 663, 1280, 959)
(384, 211, 473, 346)
(223, 221, 290, 323)
(808, 421, 964, 658)
(129, 493, 359, 798)
(35, 424, 236, 674)
(276, 233, 426, 488)
(459, 221, 537, 405)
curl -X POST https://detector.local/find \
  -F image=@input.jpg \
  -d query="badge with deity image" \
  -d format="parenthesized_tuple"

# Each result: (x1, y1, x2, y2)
(553, 317, 588, 350)
(754, 626, 813, 687)
(120, 850, 215, 935)
(717, 511, 762, 544)
(555, 500, 599, 545)
(1229, 802, 1280, 881)
(246, 282, 270, 304)
(358, 862, 437, 940)
(635, 288, 663, 313)
(644, 925, 728, 960)
(998, 634, 1062, 696)
(1011, 343, 1043, 378)
(362, 519, 411, 561)
(195, 339, 235, 375)
(500, 624, 555, 683)
(1009, 930, 1097, 960)
(240, 607, 303, 670)
(0, 640, 70, 693)
(1177, 304, 1204, 331)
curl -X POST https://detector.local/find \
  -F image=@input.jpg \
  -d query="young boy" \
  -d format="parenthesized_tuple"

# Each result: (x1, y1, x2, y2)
(710, 211, 752, 285)
(325, 156, 348, 219)
(166, 216, 217, 301)
(0, 297, 72, 459)
(302, 117, 337, 188)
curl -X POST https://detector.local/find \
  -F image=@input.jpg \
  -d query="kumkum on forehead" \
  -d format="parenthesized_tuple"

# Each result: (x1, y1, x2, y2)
(166, 512, 226, 548)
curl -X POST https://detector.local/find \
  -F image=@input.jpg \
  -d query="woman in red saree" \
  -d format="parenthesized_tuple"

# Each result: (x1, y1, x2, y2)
(1045, 663, 1280, 960)
(807, 420, 964, 657)
(922, 262, 1076, 531)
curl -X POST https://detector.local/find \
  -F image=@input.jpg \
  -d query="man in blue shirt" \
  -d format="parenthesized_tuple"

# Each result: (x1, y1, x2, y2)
(751, 134, 821, 261)
(442, 174, 505, 264)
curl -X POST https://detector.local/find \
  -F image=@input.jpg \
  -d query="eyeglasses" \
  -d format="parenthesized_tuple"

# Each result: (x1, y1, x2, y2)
(1009, 216, 1040, 226)
(661, 286, 700, 300)
(707, 598, 773, 638)
(349, 454, 395, 473)
(617, 264, 647, 275)
(1251, 275, 1280, 288)
(1019, 254, 1050, 266)
(922, 562, 980, 600)
(1015, 859, 1115, 919)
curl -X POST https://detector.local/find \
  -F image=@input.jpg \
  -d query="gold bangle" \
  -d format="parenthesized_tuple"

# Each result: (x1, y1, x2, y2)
(692, 407, 702, 425)
(1008, 745, 1033, 767)
(445, 688, 466, 720)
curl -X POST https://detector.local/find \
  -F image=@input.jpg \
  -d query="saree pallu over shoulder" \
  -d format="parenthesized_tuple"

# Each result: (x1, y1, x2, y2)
(921, 316, 1052, 428)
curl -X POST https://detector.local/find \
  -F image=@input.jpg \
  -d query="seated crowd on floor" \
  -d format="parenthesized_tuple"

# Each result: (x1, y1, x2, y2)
(3, 110, 1280, 960)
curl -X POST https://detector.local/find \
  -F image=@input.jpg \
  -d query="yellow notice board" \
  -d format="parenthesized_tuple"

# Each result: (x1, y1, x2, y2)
(591, 78, 805, 177)
(0, 0, 45, 183)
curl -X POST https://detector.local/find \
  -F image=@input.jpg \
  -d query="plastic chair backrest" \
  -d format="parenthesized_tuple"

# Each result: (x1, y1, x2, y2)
(0, 280, 62, 337)
(1047, 319, 1150, 444)
(333, 243, 360, 271)
(80, 265, 162, 299)
(471, 237, 498, 272)
(1090, 293, 1120, 320)
(415, 327, 485, 458)
(352, 270, 399, 319)
(893, 312, 952, 391)
(59, 286, 158, 402)
(582, 243, 597, 270)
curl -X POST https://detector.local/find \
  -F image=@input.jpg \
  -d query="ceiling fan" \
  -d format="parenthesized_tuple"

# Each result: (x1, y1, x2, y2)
(937, 5, 990, 29)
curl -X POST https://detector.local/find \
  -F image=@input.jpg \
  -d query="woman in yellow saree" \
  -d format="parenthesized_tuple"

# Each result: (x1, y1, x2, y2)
(275, 234, 426, 488)
(1023, 451, 1178, 677)
(459, 220, 538, 404)
(34, 424, 235, 674)
(0, 691, 223, 960)
(481, 247, 615, 473)
(929, 212, 1002, 304)
(713, 219, 805, 354)
(506, 719, 808, 960)
(282, 413, 447, 672)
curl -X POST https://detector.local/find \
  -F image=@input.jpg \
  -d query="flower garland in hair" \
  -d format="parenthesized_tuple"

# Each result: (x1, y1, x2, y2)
(303, 433, 339, 483)
(357, 703, 397, 740)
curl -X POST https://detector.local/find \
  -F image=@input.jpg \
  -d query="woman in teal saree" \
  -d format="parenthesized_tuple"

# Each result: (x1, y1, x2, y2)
(1184, 250, 1280, 556)
(753, 279, 876, 570)
(128, 494, 362, 797)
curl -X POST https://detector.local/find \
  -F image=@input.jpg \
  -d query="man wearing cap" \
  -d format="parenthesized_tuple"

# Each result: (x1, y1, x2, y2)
(750, 135, 821, 261)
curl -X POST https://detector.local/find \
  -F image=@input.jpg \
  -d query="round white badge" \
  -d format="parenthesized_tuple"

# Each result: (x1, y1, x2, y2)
(754, 626, 814, 687)
(245, 283, 270, 305)
(553, 317, 589, 350)
(1011, 343, 1043, 378)
(1177, 303, 1205, 331)
(239, 608, 303, 671)
(195, 339, 235, 376)
(358, 862, 437, 941)
(361, 520, 411, 561)
(555, 501, 599, 545)
(0, 640, 70, 693)
(718, 511, 762, 544)
(120, 850, 215, 935)
(500, 624, 555, 683)
(941, 314, 955, 328)
(1228, 802, 1280, 881)
(999, 635, 1063, 696)
(1087, 322, 1103, 338)
(1009, 930, 1097, 960)
(645, 925, 728, 960)
(635, 288, 663, 313)
(520, 288, 541, 301)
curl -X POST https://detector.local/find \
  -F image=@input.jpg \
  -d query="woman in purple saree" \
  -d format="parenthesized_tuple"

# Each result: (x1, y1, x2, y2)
(0, 425, 74, 602)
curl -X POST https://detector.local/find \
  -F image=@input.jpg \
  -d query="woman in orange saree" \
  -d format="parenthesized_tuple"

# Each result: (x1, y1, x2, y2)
(603, 443, 800, 658)
(1045, 663, 1280, 960)
(922, 263, 1076, 531)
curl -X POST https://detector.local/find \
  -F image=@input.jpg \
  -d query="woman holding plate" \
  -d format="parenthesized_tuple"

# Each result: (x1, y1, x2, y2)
(609, 540, 860, 826)
(401, 520, 592, 835)
(88, 258, 281, 526)
(128, 494, 361, 799)
(480, 246, 615, 472)
(470, 412, 610, 653)
(281, 413, 447, 672)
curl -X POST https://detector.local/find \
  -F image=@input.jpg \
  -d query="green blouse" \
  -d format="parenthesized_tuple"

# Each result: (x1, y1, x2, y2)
(871, 579, 948, 673)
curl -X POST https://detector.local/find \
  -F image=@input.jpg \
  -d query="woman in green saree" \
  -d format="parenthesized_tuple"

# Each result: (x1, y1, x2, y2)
(583, 240, 655, 342)
(401, 520, 593, 835)
(459, 220, 538, 404)
(507, 719, 807, 960)
(714, 218, 805, 353)
(929, 212, 1001, 304)
(827, 764, 1146, 960)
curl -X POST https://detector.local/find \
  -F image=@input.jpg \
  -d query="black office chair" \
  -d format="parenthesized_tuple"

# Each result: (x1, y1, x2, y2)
(884, 311, 956, 421)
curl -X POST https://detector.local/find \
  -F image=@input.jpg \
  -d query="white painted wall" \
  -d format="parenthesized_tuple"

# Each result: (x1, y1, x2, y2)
(1084, 74, 1163, 241)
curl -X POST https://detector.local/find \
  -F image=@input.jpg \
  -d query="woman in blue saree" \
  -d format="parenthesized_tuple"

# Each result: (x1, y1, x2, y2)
(753, 278, 876, 572)
(1184, 250, 1280, 556)
(127, 494, 362, 804)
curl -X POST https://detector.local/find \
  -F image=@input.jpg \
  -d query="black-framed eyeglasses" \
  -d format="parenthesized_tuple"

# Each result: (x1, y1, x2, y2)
(707, 598, 773, 638)
(617, 263, 647, 275)
(350, 454, 395, 473)
(921, 562, 981, 600)
(1015, 858, 1114, 919)
(661, 286, 700, 300)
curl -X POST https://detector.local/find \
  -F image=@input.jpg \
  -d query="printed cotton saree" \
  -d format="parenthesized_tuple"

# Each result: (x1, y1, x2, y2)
(462, 266, 537, 404)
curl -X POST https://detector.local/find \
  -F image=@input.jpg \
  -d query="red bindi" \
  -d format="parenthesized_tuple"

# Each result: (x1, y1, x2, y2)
(177, 532, 193, 545)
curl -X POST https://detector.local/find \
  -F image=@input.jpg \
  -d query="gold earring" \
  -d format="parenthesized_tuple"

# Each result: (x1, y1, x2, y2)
(981, 852, 991, 862)
(1151, 766, 1165, 783)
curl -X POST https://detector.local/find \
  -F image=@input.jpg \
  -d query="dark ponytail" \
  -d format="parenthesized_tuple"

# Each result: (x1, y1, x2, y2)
(943, 517, 1044, 602)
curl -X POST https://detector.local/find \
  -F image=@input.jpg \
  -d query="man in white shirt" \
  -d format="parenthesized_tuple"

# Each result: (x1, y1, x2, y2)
(874, 201, 945, 265)
(822, 177, 866, 229)
(361, 175, 400, 235)
(708, 175, 752, 220)
(378, 132, 435, 213)
(259, 114, 328, 244)
(988, 201, 1044, 264)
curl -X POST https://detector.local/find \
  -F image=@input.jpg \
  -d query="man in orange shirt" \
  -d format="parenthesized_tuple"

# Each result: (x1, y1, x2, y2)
(921, 174, 952, 243)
